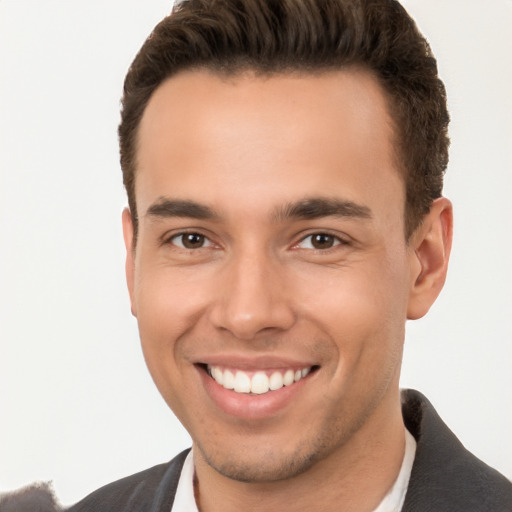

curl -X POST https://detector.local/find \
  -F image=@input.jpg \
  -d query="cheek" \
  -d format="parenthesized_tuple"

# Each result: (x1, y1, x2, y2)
(290, 255, 409, 357)
(132, 266, 215, 390)
(135, 264, 212, 331)
(133, 269, 209, 415)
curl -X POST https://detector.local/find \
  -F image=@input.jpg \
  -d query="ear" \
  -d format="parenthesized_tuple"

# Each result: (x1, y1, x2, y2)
(122, 208, 137, 316)
(407, 197, 453, 320)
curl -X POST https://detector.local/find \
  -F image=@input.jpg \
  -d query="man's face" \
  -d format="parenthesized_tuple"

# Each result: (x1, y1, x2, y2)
(125, 69, 422, 482)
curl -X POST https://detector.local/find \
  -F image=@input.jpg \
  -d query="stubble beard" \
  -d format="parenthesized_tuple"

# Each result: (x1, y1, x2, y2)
(195, 434, 332, 483)
(192, 408, 369, 485)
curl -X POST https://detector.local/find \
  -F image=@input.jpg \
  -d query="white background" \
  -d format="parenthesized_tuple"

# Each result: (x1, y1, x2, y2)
(0, 0, 511, 506)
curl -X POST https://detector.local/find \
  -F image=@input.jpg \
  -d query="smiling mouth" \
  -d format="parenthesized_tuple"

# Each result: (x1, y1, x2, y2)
(203, 364, 319, 395)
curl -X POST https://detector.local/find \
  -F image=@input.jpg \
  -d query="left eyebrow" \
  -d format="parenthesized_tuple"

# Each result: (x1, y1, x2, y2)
(272, 197, 372, 222)
(145, 198, 221, 221)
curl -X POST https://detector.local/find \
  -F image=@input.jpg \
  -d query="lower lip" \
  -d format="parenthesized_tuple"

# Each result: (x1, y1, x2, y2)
(198, 367, 310, 420)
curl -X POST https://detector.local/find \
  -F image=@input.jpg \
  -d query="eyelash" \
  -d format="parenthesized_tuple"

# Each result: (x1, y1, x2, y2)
(165, 231, 214, 250)
(293, 232, 350, 251)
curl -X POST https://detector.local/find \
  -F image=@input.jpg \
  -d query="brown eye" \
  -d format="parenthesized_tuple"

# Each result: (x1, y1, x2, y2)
(311, 234, 335, 249)
(171, 233, 211, 249)
(296, 233, 343, 250)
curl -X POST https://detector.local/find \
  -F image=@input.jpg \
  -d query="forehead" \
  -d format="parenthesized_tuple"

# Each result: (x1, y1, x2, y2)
(135, 68, 403, 225)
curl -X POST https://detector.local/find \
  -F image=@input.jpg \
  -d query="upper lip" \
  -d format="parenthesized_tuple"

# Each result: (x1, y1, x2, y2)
(193, 354, 318, 371)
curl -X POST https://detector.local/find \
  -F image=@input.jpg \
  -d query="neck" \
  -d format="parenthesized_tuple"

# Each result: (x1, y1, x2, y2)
(193, 388, 406, 512)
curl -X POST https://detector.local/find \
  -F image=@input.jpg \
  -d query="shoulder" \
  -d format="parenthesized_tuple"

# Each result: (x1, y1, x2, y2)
(67, 449, 190, 512)
(401, 389, 512, 511)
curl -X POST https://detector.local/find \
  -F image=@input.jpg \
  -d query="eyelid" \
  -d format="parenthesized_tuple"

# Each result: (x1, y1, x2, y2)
(293, 231, 351, 250)
(162, 229, 216, 249)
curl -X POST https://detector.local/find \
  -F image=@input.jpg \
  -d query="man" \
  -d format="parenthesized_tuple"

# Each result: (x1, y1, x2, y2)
(69, 0, 512, 511)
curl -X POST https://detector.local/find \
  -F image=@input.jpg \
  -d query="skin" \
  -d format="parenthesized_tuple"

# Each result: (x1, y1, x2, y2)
(123, 69, 452, 512)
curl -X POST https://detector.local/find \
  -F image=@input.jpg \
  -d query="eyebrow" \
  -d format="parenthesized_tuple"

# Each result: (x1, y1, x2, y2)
(272, 197, 372, 222)
(145, 198, 220, 220)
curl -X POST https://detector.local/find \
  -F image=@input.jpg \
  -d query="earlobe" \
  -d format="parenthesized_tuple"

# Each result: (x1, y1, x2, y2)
(122, 208, 137, 317)
(407, 197, 453, 320)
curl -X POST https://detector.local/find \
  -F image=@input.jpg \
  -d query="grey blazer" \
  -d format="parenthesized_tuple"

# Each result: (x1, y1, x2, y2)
(67, 389, 512, 511)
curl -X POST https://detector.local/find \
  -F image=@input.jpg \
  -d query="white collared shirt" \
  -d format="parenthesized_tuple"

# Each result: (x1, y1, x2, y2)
(171, 429, 417, 512)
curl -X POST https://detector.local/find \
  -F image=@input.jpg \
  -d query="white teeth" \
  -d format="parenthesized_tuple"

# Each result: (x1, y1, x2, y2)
(223, 370, 235, 390)
(234, 371, 251, 393)
(207, 365, 313, 395)
(212, 367, 224, 385)
(269, 371, 284, 391)
(251, 372, 270, 394)
(283, 369, 294, 386)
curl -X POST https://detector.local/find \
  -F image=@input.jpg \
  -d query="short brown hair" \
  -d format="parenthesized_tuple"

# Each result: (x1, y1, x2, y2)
(119, 0, 449, 238)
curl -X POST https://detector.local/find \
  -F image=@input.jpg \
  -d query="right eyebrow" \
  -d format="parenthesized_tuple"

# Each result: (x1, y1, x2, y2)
(145, 198, 220, 221)
(272, 197, 372, 222)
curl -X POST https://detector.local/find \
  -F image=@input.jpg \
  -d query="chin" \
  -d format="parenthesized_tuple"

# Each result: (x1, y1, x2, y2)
(194, 435, 332, 483)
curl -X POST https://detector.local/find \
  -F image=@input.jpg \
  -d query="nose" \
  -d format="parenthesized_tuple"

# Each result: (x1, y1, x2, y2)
(208, 250, 296, 340)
